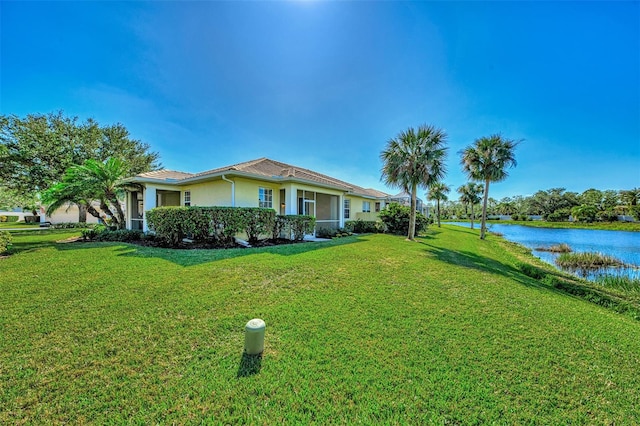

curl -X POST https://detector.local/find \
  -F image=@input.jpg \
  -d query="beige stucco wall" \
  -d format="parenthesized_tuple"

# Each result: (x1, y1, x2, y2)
(344, 195, 381, 221)
(46, 204, 101, 224)
(183, 180, 233, 206)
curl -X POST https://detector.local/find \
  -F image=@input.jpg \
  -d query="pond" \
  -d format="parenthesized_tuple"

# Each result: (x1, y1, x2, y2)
(448, 222, 640, 280)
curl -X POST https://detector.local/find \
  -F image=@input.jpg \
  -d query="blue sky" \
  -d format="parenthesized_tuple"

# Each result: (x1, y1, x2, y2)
(2, 1, 639, 200)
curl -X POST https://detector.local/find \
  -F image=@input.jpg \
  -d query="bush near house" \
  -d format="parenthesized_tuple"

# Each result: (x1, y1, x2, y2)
(146, 207, 314, 246)
(344, 219, 382, 234)
(379, 202, 428, 235)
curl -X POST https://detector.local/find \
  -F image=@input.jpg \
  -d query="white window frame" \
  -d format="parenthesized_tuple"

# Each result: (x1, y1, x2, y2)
(184, 191, 191, 207)
(259, 187, 273, 208)
(344, 198, 351, 219)
(363, 201, 371, 213)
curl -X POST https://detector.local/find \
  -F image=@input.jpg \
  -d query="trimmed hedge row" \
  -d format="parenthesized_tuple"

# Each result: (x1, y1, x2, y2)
(146, 207, 315, 246)
(0, 215, 20, 223)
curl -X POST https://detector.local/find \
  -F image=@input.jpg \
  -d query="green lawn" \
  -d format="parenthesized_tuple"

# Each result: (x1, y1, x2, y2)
(1, 227, 639, 423)
(0, 222, 41, 230)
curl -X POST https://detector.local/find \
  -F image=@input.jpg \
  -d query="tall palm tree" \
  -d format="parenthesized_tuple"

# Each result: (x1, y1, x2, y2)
(461, 134, 519, 239)
(457, 183, 483, 229)
(381, 125, 448, 240)
(427, 182, 450, 227)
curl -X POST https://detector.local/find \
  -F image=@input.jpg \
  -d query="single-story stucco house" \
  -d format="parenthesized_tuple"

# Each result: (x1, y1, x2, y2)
(123, 157, 397, 234)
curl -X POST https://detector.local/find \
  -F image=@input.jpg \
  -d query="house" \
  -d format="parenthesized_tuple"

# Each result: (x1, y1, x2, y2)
(123, 157, 392, 234)
(388, 191, 429, 216)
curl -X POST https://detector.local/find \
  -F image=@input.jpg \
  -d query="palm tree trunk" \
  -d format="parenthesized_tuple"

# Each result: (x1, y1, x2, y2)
(480, 179, 490, 239)
(109, 196, 126, 229)
(437, 199, 441, 227)
(408, 184, 417, 240)
(100, 200, 119, 227)
(86, 204, 102, 220)
(78, 204, 87, 223)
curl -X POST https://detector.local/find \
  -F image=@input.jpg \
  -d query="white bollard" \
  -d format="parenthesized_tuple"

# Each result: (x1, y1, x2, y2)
(244, 318, 265, 355)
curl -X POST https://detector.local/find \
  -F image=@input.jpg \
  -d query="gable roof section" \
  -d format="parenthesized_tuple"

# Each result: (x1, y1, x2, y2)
(130, 157, 390, 198)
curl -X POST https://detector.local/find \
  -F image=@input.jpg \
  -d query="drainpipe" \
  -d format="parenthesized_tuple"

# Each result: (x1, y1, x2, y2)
(221, 174, 235, 207)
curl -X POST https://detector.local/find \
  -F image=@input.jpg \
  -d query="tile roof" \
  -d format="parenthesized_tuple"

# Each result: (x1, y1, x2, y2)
(134, 158, 391, 198)
(136, 169, 195, 180)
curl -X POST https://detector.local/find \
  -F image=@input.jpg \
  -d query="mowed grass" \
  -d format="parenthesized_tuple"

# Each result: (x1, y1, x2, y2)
(1, 226, 639, 423)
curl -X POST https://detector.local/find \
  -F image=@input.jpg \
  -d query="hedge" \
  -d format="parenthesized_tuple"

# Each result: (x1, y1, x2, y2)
(0, 215, 20, 223)
(146, 206, 312, 246)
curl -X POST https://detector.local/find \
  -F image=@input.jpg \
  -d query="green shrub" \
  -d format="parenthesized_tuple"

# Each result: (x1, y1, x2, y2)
(345, 219, 380, 234)
(378, 203, 428, 235)
(242, 208, 276, 244)
(272, 215, 287, 240)
(81, 225, 108, 241)
(283, 215, 316, 241)
(147, 206, 277, 246)
(0, 216, 6, 222)
(96, 229, 144, 242)
(0, 231, 11, 254)
(54, 222, 94, 229)
(4, 215, 19, 223)
(316, 228, 337, 239)
(546, 208, 571, 222)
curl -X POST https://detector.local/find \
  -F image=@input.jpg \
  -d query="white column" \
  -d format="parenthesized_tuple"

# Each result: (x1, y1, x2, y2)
(143, 186, 157, 232)
(125, 191, 132, 230)
(339, 194, 345, 228)
(286, 186, 297, 215)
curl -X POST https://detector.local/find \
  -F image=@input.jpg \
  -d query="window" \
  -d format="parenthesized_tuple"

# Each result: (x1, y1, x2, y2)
(184, 191, 191, 207)
(344, 199, 351, 219)
(259, 187, 273, 208)
(363, 201, 371, 213)
(375, 202, 381, 212)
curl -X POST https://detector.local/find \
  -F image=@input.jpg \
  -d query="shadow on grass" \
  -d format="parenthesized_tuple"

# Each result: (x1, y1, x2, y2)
(237, 352, 262, 378)
(417, 237, 548, 290)
(12, 234, 366, 267)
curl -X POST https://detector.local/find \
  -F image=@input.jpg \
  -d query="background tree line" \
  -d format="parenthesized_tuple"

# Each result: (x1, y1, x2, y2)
(430, 187, 640, 223)
(0, 112, 160, 226)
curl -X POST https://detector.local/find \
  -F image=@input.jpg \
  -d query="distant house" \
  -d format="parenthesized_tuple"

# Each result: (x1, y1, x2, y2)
(388, 191, 428, 216)
(123, 157, 392, 234)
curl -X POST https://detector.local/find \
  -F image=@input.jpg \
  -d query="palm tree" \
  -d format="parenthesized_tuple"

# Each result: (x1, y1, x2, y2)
(381, 125, 448, 240)
(41, 181, 103, 222)
(427, 182, 450, 227)
(43, 158, 135, 229)
(457, 183, 483, 229)
(461, 134, 519, 239)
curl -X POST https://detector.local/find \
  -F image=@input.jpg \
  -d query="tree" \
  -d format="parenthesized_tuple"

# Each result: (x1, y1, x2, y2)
(42, 158, 137, 229)
(428, 182, 450, 228)
(460, 134, 519, 239)
(457, 183, 483, 229)
(620, 188, 640, 220)
(380, 124, 448, 240)
(0, 112, 160, 201)
(0, 185, 39, 212)
(527, 188, 579, 219)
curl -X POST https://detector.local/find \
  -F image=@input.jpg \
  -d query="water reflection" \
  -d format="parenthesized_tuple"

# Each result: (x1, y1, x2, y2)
(448, 222, 640, 281)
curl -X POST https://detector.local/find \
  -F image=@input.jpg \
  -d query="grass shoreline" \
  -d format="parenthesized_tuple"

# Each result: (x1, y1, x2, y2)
(2, 228, 640, 423)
